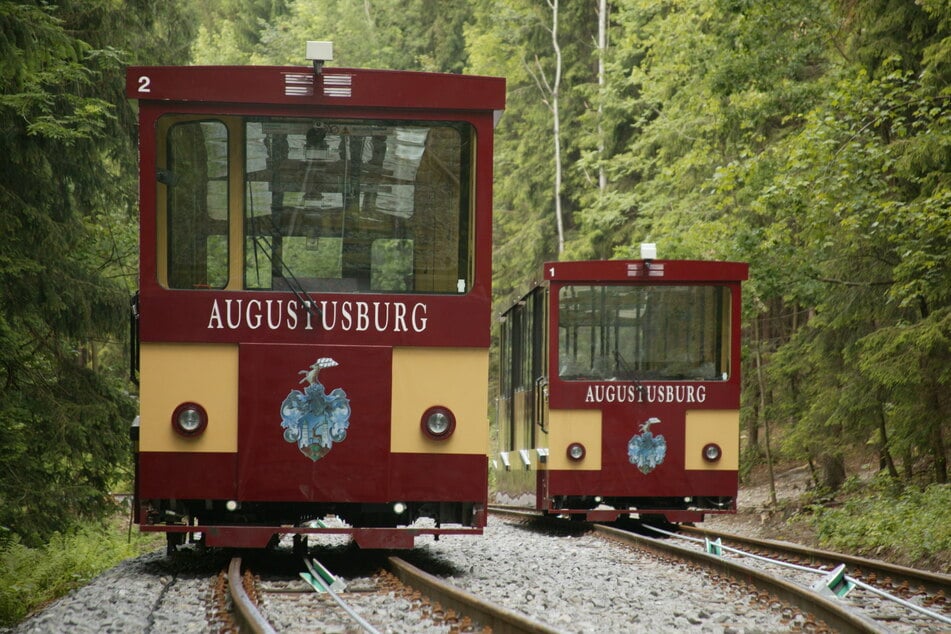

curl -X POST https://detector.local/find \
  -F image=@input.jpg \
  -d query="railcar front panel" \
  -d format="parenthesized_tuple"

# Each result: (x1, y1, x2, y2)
(128, 61, 504, 550)
(496, 259, 748, 523)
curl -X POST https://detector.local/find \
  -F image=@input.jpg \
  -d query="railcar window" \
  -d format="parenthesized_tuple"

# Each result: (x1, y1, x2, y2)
(243, 118, 472, 293)
(558, 285, 731, 381)
(163, 120, 229, 289)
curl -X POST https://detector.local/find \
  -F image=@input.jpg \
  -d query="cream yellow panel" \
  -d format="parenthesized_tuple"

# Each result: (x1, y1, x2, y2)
(139, 343, 238, 452)
(390, 348, 488, 454)
(546, 409, 602, 470)
(684, 410, 739, 470)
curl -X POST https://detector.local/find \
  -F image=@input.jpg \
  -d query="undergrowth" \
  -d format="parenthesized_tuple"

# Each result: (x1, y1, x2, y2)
(805, 476, 950, 568)
(0, 518, 161, 627)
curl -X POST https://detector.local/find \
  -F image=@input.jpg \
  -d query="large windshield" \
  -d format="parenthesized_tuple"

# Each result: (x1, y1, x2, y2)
(158, 115, 474, 293)
(558, 285, 732, 381)
(244, 118, 473, 294)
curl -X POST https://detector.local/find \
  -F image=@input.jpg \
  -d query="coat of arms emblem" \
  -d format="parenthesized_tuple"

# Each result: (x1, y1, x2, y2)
(627, 417, 666, 474)
(280, 358, 351, 461)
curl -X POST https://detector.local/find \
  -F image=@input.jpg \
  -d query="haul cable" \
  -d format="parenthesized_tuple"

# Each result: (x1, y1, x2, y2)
(300, 557, 381, 634)
(640, 523, 951, 627)
(590, 523, 884, 633)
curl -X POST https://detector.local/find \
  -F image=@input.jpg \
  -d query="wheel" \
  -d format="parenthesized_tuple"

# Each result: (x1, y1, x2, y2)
(293, 534, 308, 557)
(166, 532, 185, 556)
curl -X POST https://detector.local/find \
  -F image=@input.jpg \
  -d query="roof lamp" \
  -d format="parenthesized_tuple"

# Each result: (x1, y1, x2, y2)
(306, 41, 333, 76)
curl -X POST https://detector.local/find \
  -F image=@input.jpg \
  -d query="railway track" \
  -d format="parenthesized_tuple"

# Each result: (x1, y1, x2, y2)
(675, 524, 950, 630)
(489, 506, 949, 633)
(224, 553, 559, 633)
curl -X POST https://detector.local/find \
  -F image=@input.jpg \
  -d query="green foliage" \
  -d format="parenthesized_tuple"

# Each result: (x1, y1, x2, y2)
(0, 519, 161, 626)
(0, 1, 194, 547)
(195, 0, 474, 72)
(0, 0, 948, 572)
(808, 479, 951, 565)
(179, 0, 951, 489)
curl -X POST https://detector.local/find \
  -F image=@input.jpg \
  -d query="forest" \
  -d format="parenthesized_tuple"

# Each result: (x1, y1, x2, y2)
(0, 0, 948, 548)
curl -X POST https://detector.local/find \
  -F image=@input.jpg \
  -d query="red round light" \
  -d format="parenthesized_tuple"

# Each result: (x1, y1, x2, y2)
(171, 402, 207, 437)
(702, 443, 722, 462)
(420, 406, 455, 440)
(566, 442, 586, 462)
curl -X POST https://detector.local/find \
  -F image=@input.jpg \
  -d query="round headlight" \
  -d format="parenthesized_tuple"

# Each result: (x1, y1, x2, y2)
(172, 402, 207, 437)
(566, 442, 586, 462)
(421, 406, 455, 440)
(702, 442, 722, 462)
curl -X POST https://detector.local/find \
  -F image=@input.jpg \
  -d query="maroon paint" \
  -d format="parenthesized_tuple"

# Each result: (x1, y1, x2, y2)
(237, 343, 393, 501)
(127, 65, 503, 545)
(388, 453, 487, 501)
(530, 258, 748, 509)
(138, 452, 237, 499)
(127, 66, 505, 112)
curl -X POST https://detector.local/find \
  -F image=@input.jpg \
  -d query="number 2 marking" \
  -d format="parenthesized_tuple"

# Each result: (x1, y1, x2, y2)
(137, 76, 151, 93)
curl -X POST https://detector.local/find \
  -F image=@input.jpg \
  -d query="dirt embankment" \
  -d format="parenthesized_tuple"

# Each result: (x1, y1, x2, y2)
(705, 459, 949, 573)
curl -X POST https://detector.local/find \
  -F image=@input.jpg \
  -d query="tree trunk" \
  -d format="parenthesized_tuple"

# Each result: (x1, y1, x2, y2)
(753, 317, 777, 505)
(597, 0, 607, 195)
(819, 454, 846, 492)
(747, 386, 759, 449)
(928, 385, 948, 483)
(547, 0, 564, 254)
(876, 402, 898, 478)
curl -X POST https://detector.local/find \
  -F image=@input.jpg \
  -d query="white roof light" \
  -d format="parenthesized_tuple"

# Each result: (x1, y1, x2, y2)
(305, 41, 334, 62)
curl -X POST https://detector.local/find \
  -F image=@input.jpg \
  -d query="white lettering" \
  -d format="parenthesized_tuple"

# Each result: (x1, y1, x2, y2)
(394, 303, 407, 332)
(412, 303, 428, 332)
(319, 301, 334, 330)
(373, 302, 389, 331)
(246, 299, 262, 329)
(286, 300, 299, 330)
(266, 300, 282, 329)
(226, 299, 242, 329)
(205, 298, 433, 334)
(356, 302, 369, 331)
(582, 382, 711, 404)
(208, 299, 224, 329)
(340, 301, 353, 330)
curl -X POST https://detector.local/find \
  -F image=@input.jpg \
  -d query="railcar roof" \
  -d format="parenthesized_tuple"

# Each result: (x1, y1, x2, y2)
(542, 259, 749, 283)
(126, 65, 506, 112)
(499, 259, 749, 318)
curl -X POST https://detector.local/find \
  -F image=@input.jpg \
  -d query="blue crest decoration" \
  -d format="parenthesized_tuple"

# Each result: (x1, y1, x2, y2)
(280, 358, 351, 461)
(627, 417, 667, 474)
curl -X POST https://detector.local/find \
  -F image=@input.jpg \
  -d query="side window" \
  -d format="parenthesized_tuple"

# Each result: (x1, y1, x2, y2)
(163, 120, 229, 289)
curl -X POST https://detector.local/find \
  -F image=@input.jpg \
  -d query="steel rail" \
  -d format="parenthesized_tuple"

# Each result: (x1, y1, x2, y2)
(592, 523, 889, 634)
(680, 525, 951, 597)
(386, 556, 561, 634)
(228, 557, 277, 634)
